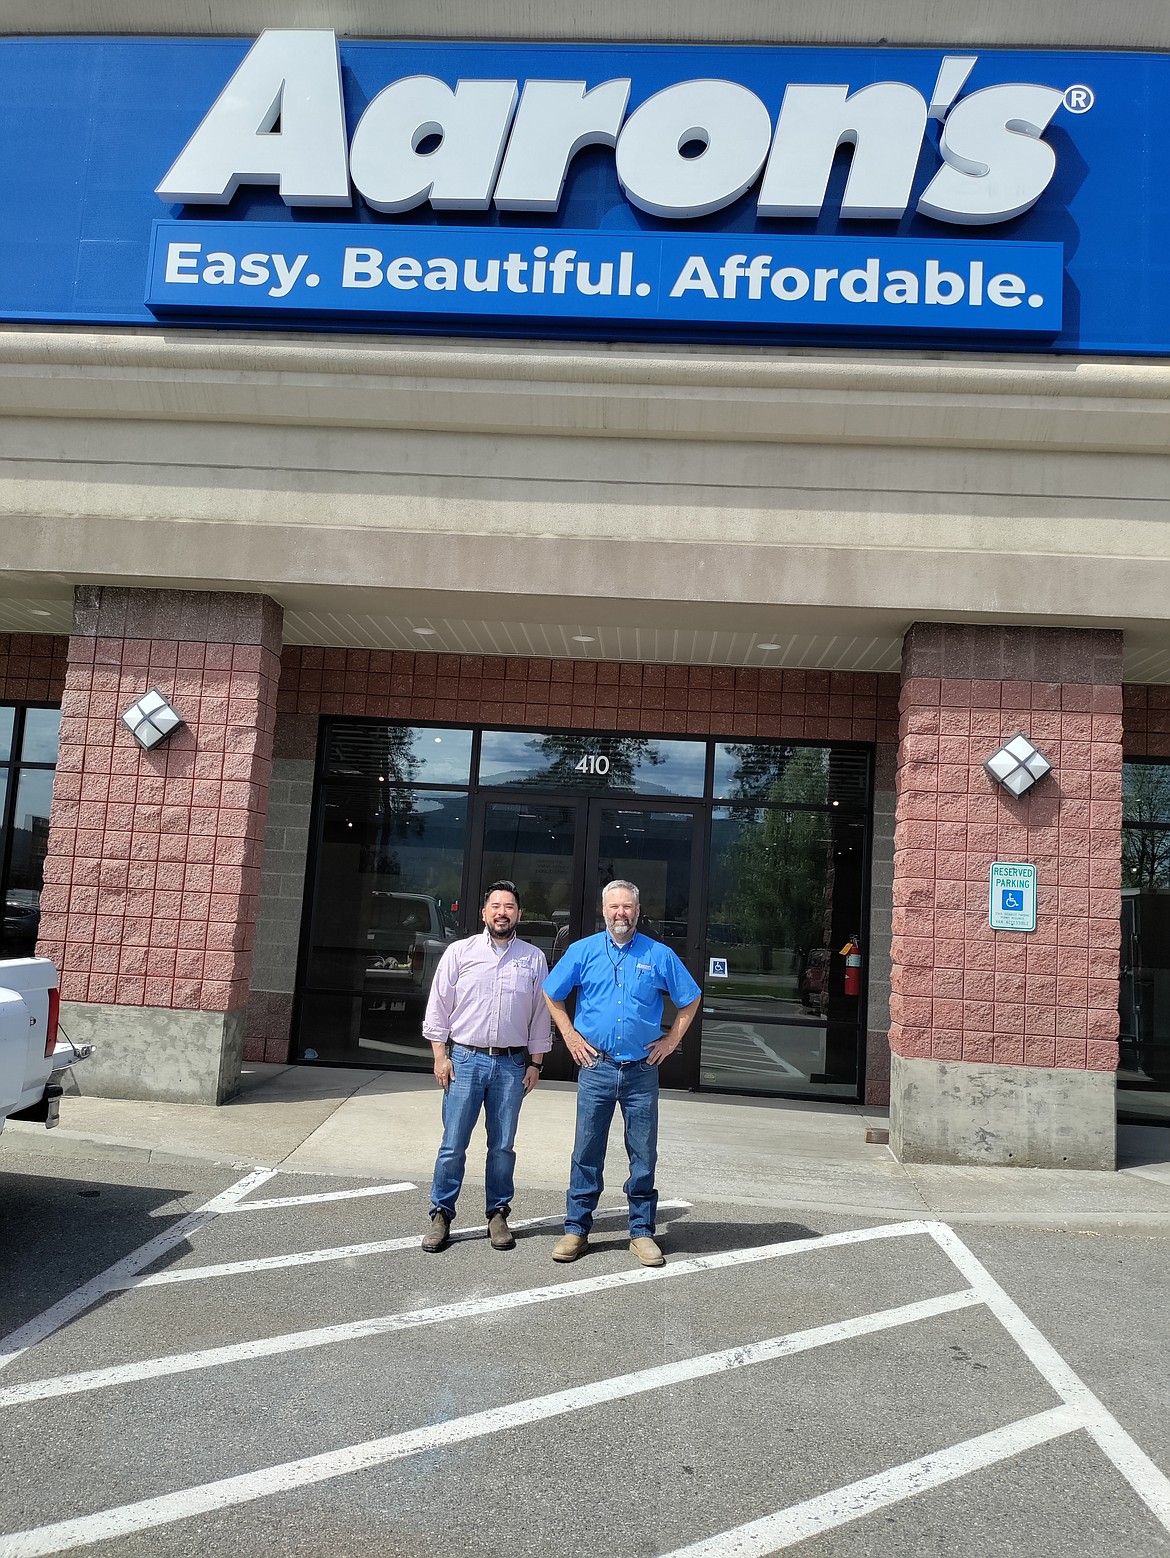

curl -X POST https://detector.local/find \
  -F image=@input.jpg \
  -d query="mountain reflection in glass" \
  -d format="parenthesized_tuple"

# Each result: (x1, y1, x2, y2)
(712, 742, 868, 807)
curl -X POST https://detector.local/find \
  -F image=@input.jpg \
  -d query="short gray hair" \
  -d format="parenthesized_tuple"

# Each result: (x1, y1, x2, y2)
(602, 879, 640, 906)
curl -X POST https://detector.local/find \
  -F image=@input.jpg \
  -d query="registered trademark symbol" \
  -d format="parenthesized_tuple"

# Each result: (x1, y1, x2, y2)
(1063, 84, 1095, 113)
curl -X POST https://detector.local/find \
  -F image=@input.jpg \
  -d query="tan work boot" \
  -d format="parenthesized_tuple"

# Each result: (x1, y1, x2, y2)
(421, 1212, 451, 1253)
(488, 1210, 516, 1250)
(551, 1232, 588, 1262)
(630, 1235, 665, 1267)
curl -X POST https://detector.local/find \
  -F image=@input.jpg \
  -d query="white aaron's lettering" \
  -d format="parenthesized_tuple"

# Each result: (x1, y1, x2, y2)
(157, 31, 1066, 228)
(156, 30, 349, 205)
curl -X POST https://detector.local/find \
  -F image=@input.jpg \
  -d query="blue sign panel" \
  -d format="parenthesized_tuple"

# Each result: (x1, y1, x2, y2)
(0, 36, 1165, 352)
(147, 221, 1063, 333)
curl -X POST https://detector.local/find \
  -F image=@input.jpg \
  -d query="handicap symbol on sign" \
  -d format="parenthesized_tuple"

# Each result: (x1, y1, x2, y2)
(1001, 890, 1024, 911)
(708, 958, 729, 978)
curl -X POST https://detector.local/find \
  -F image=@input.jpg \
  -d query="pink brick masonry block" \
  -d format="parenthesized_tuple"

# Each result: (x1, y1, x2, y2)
(889, 633, 1122, 1072)
(38, 594, 280, 1015)
(277, 645, 902, 747)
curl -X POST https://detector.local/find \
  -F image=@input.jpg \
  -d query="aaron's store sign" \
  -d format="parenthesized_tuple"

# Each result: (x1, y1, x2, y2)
(0, 32, 1167, 351)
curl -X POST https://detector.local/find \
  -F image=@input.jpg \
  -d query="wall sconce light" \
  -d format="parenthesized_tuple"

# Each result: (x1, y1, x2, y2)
(121, 689, 184, 750)
(984, 733, 1052, 798)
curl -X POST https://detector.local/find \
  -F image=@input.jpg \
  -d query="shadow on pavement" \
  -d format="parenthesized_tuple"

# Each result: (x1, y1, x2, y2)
(0, 1159, 220, 1336)
(513, 1207, 821, 1260)
(648, 1215, 821, 1258)
(1117, 1123, 1170, 1170)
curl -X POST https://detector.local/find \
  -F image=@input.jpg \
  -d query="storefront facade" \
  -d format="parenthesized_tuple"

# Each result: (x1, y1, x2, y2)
(1, 4, 1169, 1166)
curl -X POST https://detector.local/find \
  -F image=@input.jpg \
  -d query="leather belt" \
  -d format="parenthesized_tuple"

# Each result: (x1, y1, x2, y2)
(451, 1042, 528, 1058)
(589, 1047, 645, 1068)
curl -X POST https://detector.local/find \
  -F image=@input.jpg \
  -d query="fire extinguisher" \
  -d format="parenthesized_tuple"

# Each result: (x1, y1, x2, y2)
(840, 936, 863, 997)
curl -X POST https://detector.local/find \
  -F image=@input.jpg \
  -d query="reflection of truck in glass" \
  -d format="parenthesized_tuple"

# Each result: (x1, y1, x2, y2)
(1, 957, 92, 1135)
(3, 894, 40, 958)
(361, 893, 457, 1032)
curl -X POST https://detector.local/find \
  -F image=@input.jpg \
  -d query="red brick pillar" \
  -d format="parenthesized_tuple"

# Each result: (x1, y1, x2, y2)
(888, 624, 1122, 1169)
(36, 588, 282, 1103)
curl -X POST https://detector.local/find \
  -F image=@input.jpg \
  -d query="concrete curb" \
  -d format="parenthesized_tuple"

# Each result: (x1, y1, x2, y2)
(1, 1121, 275, 1172)
(8, 1118, 1170, 1234)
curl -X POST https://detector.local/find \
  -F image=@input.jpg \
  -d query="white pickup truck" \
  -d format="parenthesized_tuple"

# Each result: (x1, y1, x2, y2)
(0, 957, 92, 1134)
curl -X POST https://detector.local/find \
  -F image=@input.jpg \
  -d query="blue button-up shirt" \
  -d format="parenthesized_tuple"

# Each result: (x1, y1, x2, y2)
(543, 931, 701, 1062)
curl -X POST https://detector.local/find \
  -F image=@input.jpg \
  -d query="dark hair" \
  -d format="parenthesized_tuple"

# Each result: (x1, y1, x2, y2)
(483, 879, 521, 909)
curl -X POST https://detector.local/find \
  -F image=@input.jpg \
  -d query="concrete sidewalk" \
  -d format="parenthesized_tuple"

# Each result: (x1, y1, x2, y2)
(6, 1061, 1170, 1230)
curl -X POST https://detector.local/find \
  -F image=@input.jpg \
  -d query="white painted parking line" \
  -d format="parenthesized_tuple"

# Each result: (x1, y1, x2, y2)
(659, 1406, 1082, 1557)
(926, 1223, 1170, 1533)
(10, 1208, 1156, 1558)
(658, 1220, 1170, 1556)
(223, 1183, 416, 1212)
(0, 1220, 931, 1410)
(107, 1200, 693, 1289)
(0, 1290, 980, 1556)
(0, 1168, 276, 1375)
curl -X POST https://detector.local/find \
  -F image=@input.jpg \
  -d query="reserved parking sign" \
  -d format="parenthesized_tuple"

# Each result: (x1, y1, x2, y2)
(989, 862, 1037, 932)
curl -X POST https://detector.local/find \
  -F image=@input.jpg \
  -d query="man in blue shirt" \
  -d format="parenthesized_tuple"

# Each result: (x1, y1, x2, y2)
(543, 879, 701, 1267)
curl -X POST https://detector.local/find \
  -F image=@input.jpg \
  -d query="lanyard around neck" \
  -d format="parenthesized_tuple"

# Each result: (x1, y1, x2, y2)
(606, 936, 633, 985)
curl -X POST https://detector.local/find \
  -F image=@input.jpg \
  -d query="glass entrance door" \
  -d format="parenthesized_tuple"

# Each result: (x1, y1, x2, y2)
(471, 795, 703, 1084)
(474, 798, 585, 970)
(583, 803, 702, 1089)
(699, 804, 867, 1097)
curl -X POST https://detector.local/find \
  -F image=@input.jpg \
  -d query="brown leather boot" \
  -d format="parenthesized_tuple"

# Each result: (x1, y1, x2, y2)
(421, 1212, 451, 1252)
(488, 1210, 516, 1250)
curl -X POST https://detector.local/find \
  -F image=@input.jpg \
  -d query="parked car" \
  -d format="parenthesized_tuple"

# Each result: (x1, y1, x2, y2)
(360, 893, 457, 1039)
(1, 957, 92, 1135)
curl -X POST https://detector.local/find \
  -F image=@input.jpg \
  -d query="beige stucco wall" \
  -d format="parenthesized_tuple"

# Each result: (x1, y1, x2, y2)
(9, 1, 1170, 50)
(0, 330, 1167, 674)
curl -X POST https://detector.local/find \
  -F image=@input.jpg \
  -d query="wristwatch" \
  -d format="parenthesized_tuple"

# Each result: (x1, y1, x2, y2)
(527, 1056, 544, 1070)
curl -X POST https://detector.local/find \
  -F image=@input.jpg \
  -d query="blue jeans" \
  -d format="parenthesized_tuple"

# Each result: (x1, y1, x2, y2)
(430, 1048, 528, 1221)
(565, 1056, 660, 1239)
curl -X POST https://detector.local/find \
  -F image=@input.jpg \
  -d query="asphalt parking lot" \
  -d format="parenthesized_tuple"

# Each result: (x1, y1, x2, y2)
(1, 1149, 1169, 1557)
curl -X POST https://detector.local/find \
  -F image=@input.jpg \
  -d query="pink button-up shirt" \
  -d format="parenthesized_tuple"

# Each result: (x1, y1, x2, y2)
(422, 930, 552, 1055)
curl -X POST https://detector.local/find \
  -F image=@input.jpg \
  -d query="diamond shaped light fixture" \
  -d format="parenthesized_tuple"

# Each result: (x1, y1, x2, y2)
(121, 688, 184, 750)
(983, 732, 1052, 798)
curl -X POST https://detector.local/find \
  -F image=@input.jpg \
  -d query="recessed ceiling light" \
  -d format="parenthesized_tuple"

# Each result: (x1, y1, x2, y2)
(413, 627, 437, 636)
(757, 642, 782, 651)
(571, 635, 596, 643)
(29, 609, 51, 617)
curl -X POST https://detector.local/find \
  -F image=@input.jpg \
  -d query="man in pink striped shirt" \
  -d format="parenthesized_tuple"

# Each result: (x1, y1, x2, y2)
(421, 880, 552, 1253)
